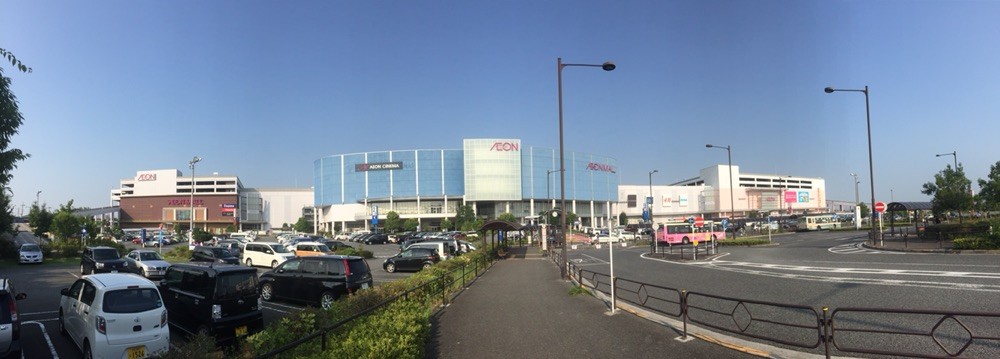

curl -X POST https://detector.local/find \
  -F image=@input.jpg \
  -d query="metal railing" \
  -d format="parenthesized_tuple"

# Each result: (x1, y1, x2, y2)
(549, 251, 1000, 359)
(256, 254, 497, 359)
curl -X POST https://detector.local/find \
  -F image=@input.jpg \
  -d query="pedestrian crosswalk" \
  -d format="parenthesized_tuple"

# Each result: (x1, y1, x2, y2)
(828, 242, 901, 254)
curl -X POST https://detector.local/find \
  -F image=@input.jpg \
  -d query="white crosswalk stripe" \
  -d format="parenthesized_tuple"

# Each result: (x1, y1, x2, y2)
(828, 242, 901, 254)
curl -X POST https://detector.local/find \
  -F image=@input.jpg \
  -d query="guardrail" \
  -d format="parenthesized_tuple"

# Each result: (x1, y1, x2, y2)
(256, 253, 497, 359)
(549, 251, 1000, 359)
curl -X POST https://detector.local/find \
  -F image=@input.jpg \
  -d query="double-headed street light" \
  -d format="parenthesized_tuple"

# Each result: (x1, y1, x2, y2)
(825, 86, 877, 243)
(558, 57, 615, 279)
(935, 151, 958, 169)
(189, 156, 202, 243)
(706, 144, 735, 237)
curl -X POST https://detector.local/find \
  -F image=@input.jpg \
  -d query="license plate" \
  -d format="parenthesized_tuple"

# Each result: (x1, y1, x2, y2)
(235, 325, 248, 336)
(361, 283, 370, 289)
(126, 346, 146, 359)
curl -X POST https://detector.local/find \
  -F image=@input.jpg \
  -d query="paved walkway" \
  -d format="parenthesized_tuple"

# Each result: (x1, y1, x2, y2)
(426, 246, 759, 358)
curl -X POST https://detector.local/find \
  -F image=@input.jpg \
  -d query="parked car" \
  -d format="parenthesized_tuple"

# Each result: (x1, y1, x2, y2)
(320, 240, 352, 252)
(142, 238, 162, 247)
(158, 263, 264, 344)
(17, 243, 43, 264)
(123, 250, 171, 279)
(216, 240, 243, 256)
(361, 233, 390, 245)
(242, 242, 294, 268)
(383, 247, 440, 273)
(80, 246, 127, 275)
(190, 246, 240, 265)
(259, 255, 373, 309)
(353, 233, 374, 243)
(290, 242, 333, 257)
(405, 240, 456, 261)
(58, 274, 169, 359)
(0, 279, 27, 358)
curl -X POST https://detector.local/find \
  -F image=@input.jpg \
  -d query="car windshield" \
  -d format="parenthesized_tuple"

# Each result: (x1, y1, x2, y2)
(268, 244, 290, 253)
(103, 288, 162, 313)
(139, 252, 164, 261)
(215, 272, 259, 301)
(93, 249, 120, 260)
(20, 244, 40, 252)
(212, 248, 235, 258)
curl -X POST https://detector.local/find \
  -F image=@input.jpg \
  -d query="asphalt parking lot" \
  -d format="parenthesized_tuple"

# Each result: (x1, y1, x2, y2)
(7, 240, 413, 358)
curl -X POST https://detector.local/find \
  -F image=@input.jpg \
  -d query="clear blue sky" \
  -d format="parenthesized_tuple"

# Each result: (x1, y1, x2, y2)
(3, 0, 998, 210)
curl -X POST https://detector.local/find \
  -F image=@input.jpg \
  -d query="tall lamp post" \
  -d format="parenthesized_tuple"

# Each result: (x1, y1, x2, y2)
(557, 57, 616, 279)
(825, 86, 877, 243)
(850, 173, 860, 230)
(706, 144, 735, 237)
(188, 156, 202, 243)
(648, 169, 657, 224)
(935, 151, 957, 170)
(35, 190, 41, 205)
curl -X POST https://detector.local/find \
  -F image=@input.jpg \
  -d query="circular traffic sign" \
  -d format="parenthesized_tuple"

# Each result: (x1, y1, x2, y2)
(874, 202, 886, 213)
(694, 217, 704, 227)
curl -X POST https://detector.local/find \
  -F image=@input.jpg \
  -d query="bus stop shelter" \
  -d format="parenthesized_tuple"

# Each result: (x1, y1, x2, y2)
(886, 202, 933, 237)
(479, 220, 527, 252)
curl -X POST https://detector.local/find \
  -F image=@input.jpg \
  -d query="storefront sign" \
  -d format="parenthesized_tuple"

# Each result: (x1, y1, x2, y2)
(355, 162, 403, 172)
(489, 141, 520, 151)
(586, 162, 615, 173)
(221, 203, 237, 208)
(167, 199, 205, 206)
(137, 173, 157, 181)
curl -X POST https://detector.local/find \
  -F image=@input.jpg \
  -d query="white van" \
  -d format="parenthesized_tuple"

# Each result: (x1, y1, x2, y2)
(404, 241, 456, 261)
(241, 242, 294, 269)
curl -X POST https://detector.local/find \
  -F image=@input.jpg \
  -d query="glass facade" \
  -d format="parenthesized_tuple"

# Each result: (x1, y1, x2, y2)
(314, 149, 465, 206)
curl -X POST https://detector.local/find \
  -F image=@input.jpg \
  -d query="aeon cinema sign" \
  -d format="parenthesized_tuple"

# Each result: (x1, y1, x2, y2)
(489, 141, 520, 152)
(587, 162, 615, 173)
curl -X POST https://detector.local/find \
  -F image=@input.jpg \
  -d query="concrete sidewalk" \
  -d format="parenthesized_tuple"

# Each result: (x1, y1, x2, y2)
(426, 247, 759, 358)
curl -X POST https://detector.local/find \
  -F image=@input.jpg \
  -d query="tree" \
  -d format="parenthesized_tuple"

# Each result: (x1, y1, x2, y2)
(384, 211, 401, 233)
(293, 216, 311, 233)
(922, 164, 973, 222)
(27, 203, 53, 237)
(454, 205, 476, 230)
(0, 49, 31, 229)
(498, 212, 517, 223)
(619, 212, 628, 226)
(440, 218, 453, 231)
(977, 161, 1000, 212)
(859, 202, 869, 220)
(403, 218, 419, 232)
(50, 200, 81, 240)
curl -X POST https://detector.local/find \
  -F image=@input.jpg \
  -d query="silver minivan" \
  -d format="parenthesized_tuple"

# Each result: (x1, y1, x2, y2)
(0, 279, 27, 358)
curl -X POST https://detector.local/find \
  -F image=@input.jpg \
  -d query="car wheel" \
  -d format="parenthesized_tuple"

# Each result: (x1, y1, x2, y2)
(271, 260, 279, 269)
(141, 268, 148, 278)
(59, 310, 67, 336)
(80, 264, 85, 275)
(320, 291, 337, 309)
(261, 283, 274, 301)
(83, 341, 93, 359)
(245, 258, 253, 267)
(682, 237, 690, 245)
(385, 263, 396, 273)
(422, 262, 433, 270)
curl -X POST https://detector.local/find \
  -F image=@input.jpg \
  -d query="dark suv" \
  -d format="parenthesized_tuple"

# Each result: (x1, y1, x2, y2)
(190, 246, 240, 265)
(80, 246, 127, 275)
(159, 263, 263, 344)
(0, 279, 27, 358)
(259, 255, 373, 309)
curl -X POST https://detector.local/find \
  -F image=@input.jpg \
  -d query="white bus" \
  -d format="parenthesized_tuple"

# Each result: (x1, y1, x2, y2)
(791, 213, 841, 231)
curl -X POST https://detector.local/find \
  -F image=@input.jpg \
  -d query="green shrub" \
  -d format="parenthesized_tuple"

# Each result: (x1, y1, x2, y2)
(49, 239, 83, 258)
(952, 236, 1000, 250)
(0, 236, 16, 260)
(164, 246, 192, 262)
(716, 238, 772, 246)
(334, 247, 374, 259)
(324, 300, 429, 359)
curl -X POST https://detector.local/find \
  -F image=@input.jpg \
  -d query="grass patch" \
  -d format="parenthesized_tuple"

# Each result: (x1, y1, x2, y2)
(0, 257, 80, 268)
(568, 285, 590, 296)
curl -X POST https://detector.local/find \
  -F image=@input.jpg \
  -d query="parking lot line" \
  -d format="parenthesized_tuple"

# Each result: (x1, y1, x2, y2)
(22, 321, 59, 359)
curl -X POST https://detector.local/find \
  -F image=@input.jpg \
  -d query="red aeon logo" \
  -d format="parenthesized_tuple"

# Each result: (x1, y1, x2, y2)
(587, 162, 615, 173)
(490, 141, 520, 151)
(137, 173, 157, 181)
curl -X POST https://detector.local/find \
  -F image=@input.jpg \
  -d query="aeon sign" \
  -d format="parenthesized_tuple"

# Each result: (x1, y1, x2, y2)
(489, 141, 519, 152)
(587, 162, 615, 173)
(136, 173, 157, 181)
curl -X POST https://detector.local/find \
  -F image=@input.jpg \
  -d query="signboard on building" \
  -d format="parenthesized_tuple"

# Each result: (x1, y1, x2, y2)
(798, 191, 809, 203)
(784, 191, 797, 203)
(761, 192, 780, 210)
(463, 139, 522, 201)
(355, 162, 403, 172)
(136, 173, 157, 181)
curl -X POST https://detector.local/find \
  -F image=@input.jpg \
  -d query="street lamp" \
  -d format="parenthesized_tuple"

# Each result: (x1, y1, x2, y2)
(935, 151, 958, 170)
(850, 173, 860, 230)
(706, 144, 735, 236)
(825, 85, 877, 243)
(558, 57, 615, 279)
(35, 190, 40, 205)
(648, 170, 657, 250)
(188, 156, 202, 243)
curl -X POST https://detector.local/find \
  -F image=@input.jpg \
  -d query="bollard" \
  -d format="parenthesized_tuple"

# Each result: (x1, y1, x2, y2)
(681, 289, 689, 339)
(822, 307, 831, 359)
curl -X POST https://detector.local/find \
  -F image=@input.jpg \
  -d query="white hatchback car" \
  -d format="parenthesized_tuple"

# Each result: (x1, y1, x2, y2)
(58, 274, 169, 359)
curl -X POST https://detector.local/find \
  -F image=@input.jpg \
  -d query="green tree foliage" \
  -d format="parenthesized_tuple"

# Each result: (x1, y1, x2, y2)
(619, 212, 627, 226)
(497, 212, 517, 223)
(0, 49, 31, 235)
(403, 218, 419, 232)
(922, 164, 974, 221)
(50, 200, 81, 240)
(859, 202, 869, 219)
(439, 218, 453, 231)
(28, 203, 54, 237)
(193, 228, 213, 243)
(293, 216, 311, 233)
(81, 216, 100, 240)
(454, 205, 483, 231)
(977, 161, 1000, 211)
(384, 211, 401, 233)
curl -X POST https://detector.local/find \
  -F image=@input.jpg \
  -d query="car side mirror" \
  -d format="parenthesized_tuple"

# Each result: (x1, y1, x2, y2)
(15, 293, 26, 300)
(266, 250, 273, 254)
(60, 288, 69, 296)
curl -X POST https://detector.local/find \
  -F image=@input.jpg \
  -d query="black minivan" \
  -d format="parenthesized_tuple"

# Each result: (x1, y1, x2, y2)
(159, 263, 263, 344)
(259, 255, 373, 309)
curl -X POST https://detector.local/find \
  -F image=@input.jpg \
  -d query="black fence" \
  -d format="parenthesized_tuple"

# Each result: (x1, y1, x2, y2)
(551, 252, 1000, 359)
(256, 254, 497, 359)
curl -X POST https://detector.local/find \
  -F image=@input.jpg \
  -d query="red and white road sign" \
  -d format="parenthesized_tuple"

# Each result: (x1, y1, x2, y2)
(874, 202, 886, 213)
(694, 217, 704, 227)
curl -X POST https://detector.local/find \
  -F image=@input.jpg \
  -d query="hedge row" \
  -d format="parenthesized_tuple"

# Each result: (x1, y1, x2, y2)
(717, 238, 772, 246)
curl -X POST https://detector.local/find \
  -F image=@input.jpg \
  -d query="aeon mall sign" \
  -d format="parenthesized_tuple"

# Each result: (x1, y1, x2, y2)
(587, 162, 615, 173)
(490, 141, 520, 152)
(136, 173, 157, 181)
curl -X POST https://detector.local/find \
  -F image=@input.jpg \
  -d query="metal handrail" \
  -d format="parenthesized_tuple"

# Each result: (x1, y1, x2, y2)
(830, 307, 1000, 359)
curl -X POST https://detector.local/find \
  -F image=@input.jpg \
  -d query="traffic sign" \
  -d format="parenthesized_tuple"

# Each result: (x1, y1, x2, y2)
(874, 202, 886, 213)
(687, 217, 695, 225)
(694, 217, 704, 227)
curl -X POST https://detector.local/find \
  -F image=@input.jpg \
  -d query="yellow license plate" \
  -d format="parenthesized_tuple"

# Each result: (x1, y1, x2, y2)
(126, 346, 146, 359)
(235, 325, 248, 336)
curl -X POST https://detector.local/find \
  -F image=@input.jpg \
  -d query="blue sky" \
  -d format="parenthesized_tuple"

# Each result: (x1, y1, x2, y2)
(2, 0, 998, 210)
